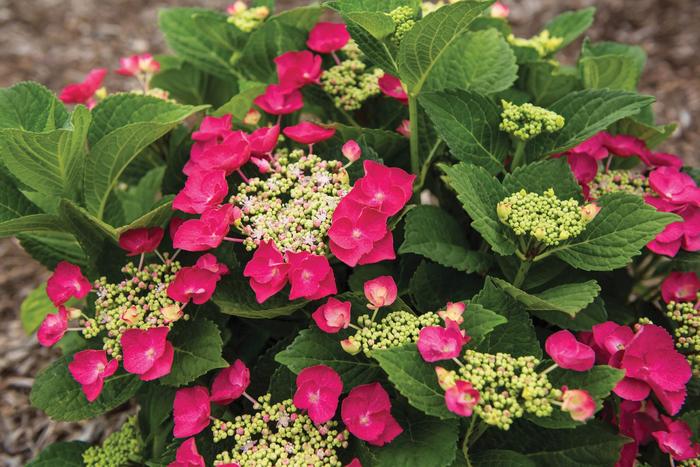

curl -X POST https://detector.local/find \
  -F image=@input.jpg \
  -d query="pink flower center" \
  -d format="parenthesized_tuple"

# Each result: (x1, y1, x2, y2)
(96, 363, 105, 374)
(146, 348, 156, 358)
(302, 270, 312, 281)
(308, 390, 320, 404)
(359, 413, 371, 426)
(352, 228, 362, 239)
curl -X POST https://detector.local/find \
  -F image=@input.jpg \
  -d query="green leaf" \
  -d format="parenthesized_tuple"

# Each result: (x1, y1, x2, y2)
(580, 55, 641, 91)
(212, 81, 267, 120)
(150, 56, 209, 105)
(317, 124, 406, 161)
(0, 105, 91, 203)
(30, 356, 142, 421)
(472, 277, 542, 358)
(524, 62, 580, 107)
(480, 420, 628, 466)
(529, 365, 624, 428)
(275, 328, 382, 387)
(544, 7, 595, 52)
(529, 89, 655, 158)
(532, 297, 608, 332)
(373, 344, 455, 419)
(238, 7, 322, 82)
(160, 319, 228, 386)
(344, 11, 395, 39)
(613, 118, 676, 149)
(471, 450, 536, 467)
(492, 277, 600, 317)
(26, 441, 89, 467)
(503, 158, 583, 202)
(84, 94, 204, 218)
(17, 231, 88, 270)
(358, 402, 459, 467)
(213, 274, 307, 319)
(440, 163, 515, 255)
(59, 198, 118, 252)
(20, 283, 54, 334)
(425, 29, 517, 95)
(549, 193, 680, 271)
(397, 0, 492, 95)
(158, 8, 239, 78)
(581, 39, 646, 75)
(399, 205, 491, 273)
(0, 81, 69, 131)
(462, 303, 508, 343)
(117, 197, 174, 235)
(420, 90, 508, 174)
(409, 261, 482, 312)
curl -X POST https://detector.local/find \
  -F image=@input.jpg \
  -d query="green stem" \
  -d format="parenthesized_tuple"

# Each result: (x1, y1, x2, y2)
(463, 416, 477, 466)
(513, 260, 531, 289)
(408, 94, 420, 175)
(511, 139, 527, 170)
(414, 141, 444, 193)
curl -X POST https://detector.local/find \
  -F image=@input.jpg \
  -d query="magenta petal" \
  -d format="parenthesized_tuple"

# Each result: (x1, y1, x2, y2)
(613, 377, 651, 401)
(140, 341, 174, 381)
(82, 379, 105, 402)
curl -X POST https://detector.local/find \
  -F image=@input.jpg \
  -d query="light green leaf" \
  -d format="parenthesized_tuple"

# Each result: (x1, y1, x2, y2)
(84, 94, 204, 218)
(344, 11, 395, 39)
(213, 275, 308, 319)
(275, 328, 382, 387)
(373, 344, 456, 419)
(580, 55, 641, 91)
(18, 231, 88, 270)
(212, 81, 267, 120)
(0, 81, 69, 131)
(440, 163, 515, 255)
(503, 158, 583, 202)
(26, 441, 90, 467)
(425, 29, 518, 95)
(529, 89, 655, 158)
(550, 193, 680, 271)
(160, 319, 228, 386)
(20, 283, 54, 335)
(30, 356, 142, 421)
(420, 90, 508, 175)
(399, 205, 491, 273)
(116, 197, 174, 235)
(492, 278, 600, 317)
(544, 7, 595, 52)
(581, 39, 646, 74)
(397, 0, 492, 95)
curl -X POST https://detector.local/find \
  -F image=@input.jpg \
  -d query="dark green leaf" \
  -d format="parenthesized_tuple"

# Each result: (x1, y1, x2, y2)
(492, 277, 600, 318)
(503, 158, 583, 202)
(26, 441, 89, 467)
(213, 274, 307, 319)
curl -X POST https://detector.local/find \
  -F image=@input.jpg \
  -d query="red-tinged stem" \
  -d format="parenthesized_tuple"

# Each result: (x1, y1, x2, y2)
(138, 253, 145, 271)
(171, 249, 182, 261)
(223, 237, 245, 243)
(242, 391, 261, 409)
(237, 169, 250, 183)
(331, 51, 341, 66)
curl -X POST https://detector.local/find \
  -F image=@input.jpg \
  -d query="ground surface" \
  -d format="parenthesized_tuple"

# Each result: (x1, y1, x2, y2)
(1, 0, 698, 464)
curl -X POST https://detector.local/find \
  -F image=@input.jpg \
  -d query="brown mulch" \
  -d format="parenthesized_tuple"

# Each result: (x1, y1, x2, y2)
(1, 0, 698, 464)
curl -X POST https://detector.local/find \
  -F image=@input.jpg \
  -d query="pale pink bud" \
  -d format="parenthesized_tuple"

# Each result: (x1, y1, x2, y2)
(227, 1, 247, 15)
(438, 302, 465, 325)
(561, 389, 596, 421)
(243, 108, 261, 126)
(444, 380, 480, 417)
(120, 306, 141, 325)
(342, 140, 361, 162)
(396, 119, 411, 138)
(435, 366, 457, 390)
(160, 304, 183, 323)
(340, 337, 361, 355)
(580, 203, 601, 222)
(363, 276, 398, 309)
(490, 2, 510, 18)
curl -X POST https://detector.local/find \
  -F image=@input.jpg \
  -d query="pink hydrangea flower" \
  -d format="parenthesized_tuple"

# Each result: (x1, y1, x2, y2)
(118, 227, 164, 256)
(282, 122, 336, 146)
(121, 327, 174, 381)
(490, 1, 510, 18)
(349, 160, 415, 216)
(293, 365, 343, 424)
(341, 382, 403, 446)
(647, 209, 700, 257)
(378, 74, 408, 104)
(59, 68, 107, 108)
(169, 216, 185, 240)
(641, 151, 683, 169)
(363, 276, 397, 309)
(345, 459, 362, 467)
(652, 416, 700, 461)
(210, 359, 251, 405)
(312, 297, 351, 333)
(544, 330, 595, 371)
(396, 119, 411, 138)
(648, 167, 700, 210)
(569, 132, 610, 160)
(173, 204, 237, 251)
(561, 389, 596, 422)
(194, 253, 229, 277)
(306, 22, 350, 53)
(417, 321, 469, 362)
(342, 139, 361, 162)
(46, 261, 91, 306)
(37, 306, 69, 347)
(167, 266, 221, 305)
(68, 349, 118, 402)
(444, 380, 480, 417)
(286, 251, 337, 301)
(248, 125, 280, 156)
(604, 134, 648, 158)
(615, 399, 664, 467)
(438, 302, 465, 325)
(173, 169, 229, 214)
(168, 438, 205, 467)
(275, 50, 323, 90)
(174, 386, 211, 438)
(192, 114, 233, 143)
(661, 271, 700, 303)
(243, 240, 289, 303)
(328, 198, 392, 267)
(184, 131, 250, 176)
(116, 53, 160, 76)
(254, 84, 304, 115)
(586, 321, 634, 364)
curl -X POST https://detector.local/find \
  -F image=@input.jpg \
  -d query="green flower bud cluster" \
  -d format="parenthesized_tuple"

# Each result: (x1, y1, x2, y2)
(499, 100, 565, 141)
(666, 301, 700, 376)
(680, 459, 700, 467)
(212, 394, 349, 466)
(320, 59, 383, 111)
(507, 30, 563, 58)
(497, 189, 589, 247)
(455, 350, 561, 430)
(83, 260, 184, 359)
(83, 416, 143, 466)
(341, 39, 363, 61)
(345, 310, 441, 356)
(389, 6, 417, 46)
(231, 150, 350, 255)
(588, 170, 650, 200)
(227, 6, 270, 33)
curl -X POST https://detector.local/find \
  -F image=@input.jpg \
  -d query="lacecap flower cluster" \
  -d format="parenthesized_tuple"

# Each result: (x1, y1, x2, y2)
(499, 100, 565, 141)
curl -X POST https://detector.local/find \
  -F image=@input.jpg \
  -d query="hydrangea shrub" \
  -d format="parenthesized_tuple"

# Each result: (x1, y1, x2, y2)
(5, 1, 700, 466)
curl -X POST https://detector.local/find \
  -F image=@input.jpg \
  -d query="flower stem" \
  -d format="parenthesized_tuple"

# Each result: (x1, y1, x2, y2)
(540, 362, 558, 376)
(513, 260, 531, 289)
(511, 140, 526, 170)
(242, 391, 261, 409)
(408, 94, 420, 176)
